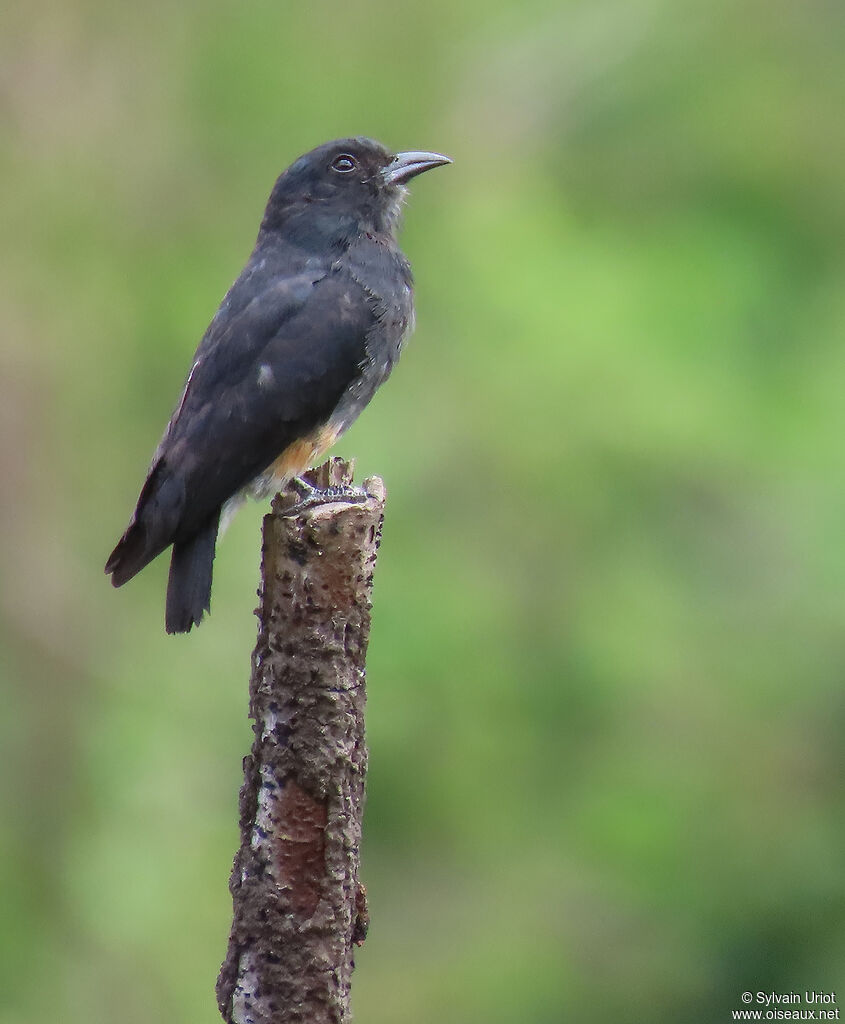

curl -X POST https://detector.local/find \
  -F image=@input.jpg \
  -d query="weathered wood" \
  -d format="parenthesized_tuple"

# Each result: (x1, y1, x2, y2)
(217, 458, 385, 1024)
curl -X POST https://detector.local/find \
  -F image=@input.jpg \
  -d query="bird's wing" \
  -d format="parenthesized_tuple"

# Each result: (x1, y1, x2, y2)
(162, 267, 331, 444)
(162, 265, 375, 530)
(108, 265, 375, 580)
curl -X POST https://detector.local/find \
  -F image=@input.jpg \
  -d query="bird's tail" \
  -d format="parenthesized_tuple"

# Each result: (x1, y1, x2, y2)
(105, 461, 180, 587)
(165, 513, 220, 634)
(105, 519, 159, 587)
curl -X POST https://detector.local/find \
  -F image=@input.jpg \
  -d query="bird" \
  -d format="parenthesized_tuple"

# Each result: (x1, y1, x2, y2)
(105, 137, 451, 634)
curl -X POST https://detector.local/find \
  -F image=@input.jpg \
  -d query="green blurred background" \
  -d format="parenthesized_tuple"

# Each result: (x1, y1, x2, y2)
(3, 0, 845, 1020)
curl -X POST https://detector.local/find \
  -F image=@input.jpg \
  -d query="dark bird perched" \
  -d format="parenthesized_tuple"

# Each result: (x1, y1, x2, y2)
(105, 137, 451, 633)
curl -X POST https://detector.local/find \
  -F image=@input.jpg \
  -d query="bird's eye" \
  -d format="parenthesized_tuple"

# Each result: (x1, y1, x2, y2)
(331, 154, 357, 173)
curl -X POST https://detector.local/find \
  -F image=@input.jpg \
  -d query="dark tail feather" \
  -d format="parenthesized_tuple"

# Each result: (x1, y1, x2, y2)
(106, 520, 167, 588)
(165, 513, 220, 634)
(106, 460, 176, 587)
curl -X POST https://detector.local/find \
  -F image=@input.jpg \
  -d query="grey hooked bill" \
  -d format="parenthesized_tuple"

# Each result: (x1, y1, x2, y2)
(382, 151, 453, 185)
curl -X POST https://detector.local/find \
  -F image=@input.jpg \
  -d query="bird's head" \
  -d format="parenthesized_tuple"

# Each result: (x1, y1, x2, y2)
(260, 137, 452, 244)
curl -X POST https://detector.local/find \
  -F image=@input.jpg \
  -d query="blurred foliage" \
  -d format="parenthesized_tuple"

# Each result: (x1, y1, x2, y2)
(2, 0, 845, 1020)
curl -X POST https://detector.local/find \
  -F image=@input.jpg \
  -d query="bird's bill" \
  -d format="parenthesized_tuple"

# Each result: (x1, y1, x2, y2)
(382, 150, 453, 185)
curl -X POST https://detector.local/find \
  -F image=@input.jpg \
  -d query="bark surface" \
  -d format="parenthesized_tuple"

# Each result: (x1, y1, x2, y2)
(217, 459, 384, 1024)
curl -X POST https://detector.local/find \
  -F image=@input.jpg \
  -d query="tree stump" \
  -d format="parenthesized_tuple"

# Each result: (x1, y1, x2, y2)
(217, 458, 385, 1024)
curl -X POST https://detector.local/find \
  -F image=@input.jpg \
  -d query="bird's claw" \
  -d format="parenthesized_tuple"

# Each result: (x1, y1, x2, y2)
(280, 477, 370, 517)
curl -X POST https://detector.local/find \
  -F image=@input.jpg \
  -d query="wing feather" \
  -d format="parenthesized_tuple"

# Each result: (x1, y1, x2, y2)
(108, 262, 375, 582)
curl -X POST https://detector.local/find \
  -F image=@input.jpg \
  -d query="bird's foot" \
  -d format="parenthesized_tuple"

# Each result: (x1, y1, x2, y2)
(280, 476, 371, 517)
